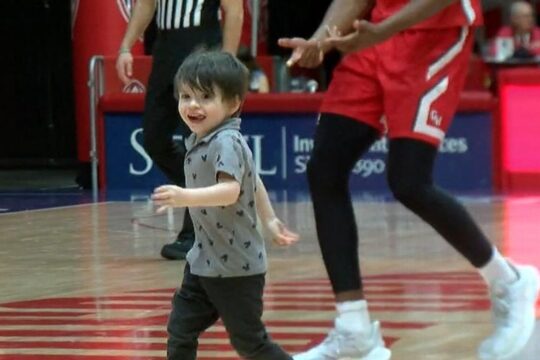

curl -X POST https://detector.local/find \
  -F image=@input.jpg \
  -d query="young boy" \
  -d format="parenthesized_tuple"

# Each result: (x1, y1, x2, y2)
(151, 50, 298, 360)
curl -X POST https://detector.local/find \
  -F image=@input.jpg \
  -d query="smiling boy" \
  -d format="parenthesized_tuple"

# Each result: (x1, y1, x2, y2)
(152, 50, 298, 360)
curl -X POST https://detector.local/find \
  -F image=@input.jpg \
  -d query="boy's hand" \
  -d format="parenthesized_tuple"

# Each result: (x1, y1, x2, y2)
(265, 218, 299, 246)
(151, 185, 189, 213)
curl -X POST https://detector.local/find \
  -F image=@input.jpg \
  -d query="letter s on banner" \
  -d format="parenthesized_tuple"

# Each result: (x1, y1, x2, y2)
(129, 128, 153, 175)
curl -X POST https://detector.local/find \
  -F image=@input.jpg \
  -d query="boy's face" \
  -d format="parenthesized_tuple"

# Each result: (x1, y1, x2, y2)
(178, 84, 240, 138)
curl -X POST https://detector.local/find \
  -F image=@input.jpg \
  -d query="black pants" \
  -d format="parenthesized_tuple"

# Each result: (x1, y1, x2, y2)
(307, 113, 494, 294)
(167, 265, 292, 360)
(143, 28, 221, 233)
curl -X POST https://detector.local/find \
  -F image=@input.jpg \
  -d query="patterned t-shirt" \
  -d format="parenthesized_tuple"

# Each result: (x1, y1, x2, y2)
(184, 118, 267, 277)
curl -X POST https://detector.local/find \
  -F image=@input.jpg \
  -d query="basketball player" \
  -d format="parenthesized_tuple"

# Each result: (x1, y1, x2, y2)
(278, 0, 540, 359)
(116, 0, 243, 260)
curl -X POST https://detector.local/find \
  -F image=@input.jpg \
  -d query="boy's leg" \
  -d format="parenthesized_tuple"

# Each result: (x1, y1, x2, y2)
(201, 274, 292, 360)
(167, 265, 219, 360)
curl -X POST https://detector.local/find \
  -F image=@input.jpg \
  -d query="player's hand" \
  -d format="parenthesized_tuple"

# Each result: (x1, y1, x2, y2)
(324, 20, 391, 54)
(277, 37, 325, 68)
(265, 218, 299, 246)
(116, 51, 134, 85)
(151, 185, 189, 213)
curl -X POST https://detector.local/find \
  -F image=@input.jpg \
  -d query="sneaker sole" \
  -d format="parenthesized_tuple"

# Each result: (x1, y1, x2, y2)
(480, 265, 540, 360)
(338, 347, 391, 360)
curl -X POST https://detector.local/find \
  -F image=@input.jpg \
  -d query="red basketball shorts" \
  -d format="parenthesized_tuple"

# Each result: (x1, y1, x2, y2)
(321, 26, 475, 146)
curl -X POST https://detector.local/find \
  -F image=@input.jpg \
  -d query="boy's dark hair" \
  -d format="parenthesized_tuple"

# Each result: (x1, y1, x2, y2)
(174, 50, 249, 102)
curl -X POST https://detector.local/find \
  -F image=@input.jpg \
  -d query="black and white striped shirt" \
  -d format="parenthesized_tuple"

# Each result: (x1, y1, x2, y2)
(156, 0, 220, 30)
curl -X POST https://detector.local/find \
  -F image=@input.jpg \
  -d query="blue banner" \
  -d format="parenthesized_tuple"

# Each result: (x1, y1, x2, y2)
(104, 111, 492, 194)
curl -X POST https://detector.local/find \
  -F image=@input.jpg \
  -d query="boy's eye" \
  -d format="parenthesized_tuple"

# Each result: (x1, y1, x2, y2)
(180, 93, 190, 100)
(202, 93, 212, 100)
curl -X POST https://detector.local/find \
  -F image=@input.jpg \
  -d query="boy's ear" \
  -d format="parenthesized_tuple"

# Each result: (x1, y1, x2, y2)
(228, 95, 242, 115)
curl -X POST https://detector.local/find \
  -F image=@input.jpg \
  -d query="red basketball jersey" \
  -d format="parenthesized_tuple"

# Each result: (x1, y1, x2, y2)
(371, 0, 483, 29)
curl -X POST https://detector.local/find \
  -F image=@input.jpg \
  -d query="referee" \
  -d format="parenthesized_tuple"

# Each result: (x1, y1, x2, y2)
(116, 0, 244, 260)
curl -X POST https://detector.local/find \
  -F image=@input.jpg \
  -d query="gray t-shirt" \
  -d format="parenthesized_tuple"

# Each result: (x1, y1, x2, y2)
(184, 118, 267, 277)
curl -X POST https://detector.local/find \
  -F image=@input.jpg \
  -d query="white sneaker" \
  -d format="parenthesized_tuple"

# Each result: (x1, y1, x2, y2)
(478, 264, 540, 360)
(293, 321, 391, 360)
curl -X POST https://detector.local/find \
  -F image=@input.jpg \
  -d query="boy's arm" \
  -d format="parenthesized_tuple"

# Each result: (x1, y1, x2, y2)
(220, 0, 244, 54)
(254, 175, 275, 225)
(255, 176, 299, 246)
(152, 173, 240, 212)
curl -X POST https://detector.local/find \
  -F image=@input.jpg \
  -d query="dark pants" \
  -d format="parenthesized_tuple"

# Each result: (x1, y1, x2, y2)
(167, 265, 292, 360)
(142, 28, 221, 234)
(307, 113, 494, 294)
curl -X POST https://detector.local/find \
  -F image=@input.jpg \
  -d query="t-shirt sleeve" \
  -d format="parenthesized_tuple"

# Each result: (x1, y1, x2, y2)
(210, 134, 245, 184)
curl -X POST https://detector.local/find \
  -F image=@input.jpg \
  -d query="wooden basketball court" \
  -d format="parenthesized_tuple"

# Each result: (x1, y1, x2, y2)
(1, 194, 539, 359)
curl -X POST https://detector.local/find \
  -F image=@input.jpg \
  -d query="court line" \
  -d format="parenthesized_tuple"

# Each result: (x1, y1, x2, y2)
(0, 202, 121, 216)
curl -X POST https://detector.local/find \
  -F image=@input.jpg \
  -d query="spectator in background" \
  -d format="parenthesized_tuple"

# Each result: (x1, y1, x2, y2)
(491, 1, 540, 60)
(237, 46, 270, 93)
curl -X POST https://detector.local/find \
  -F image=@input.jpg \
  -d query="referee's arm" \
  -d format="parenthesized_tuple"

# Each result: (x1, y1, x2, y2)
(220, 0, 244, 55)
(119, 0, 157, 52)
(117, 0, 157, 84)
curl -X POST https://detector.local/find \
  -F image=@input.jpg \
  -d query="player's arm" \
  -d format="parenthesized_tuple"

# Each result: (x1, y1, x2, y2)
(325, 0, 460, 53)
(311, 0, 374, 46)
(255, 176, 299, 246)
(116, 0, 157, 83)
(278, 0, 374, 68)
(220, 0, 244, 55)
(375, 0, 459, 37)
(152, 173, 241, 211)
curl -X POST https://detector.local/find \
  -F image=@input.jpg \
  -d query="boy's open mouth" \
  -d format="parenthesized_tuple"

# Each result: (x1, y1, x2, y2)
(187, 114, 206, 123)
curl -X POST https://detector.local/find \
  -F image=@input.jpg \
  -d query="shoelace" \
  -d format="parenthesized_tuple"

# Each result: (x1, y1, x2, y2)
(491, 286, 511, 326)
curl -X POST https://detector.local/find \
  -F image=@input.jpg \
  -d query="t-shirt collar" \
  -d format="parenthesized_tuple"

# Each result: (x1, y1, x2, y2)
(185, 117, 242, 152)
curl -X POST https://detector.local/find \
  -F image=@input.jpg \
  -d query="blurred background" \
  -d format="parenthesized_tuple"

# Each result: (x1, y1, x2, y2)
(1, 0, 540, 199)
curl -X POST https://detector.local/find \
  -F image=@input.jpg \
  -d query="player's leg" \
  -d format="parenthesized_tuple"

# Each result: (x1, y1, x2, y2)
(386, 139, 540, 360)
(202, 275, 292, 360)
(167, 264, 219, 360)
(308, 113, 378, 296)
(294, 49, 391, 360)
(387, 138, 495, 266)
(383, 26, 540, 360)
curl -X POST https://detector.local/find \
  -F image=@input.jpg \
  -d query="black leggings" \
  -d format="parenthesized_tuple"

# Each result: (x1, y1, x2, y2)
(307, 113, 494, 294)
